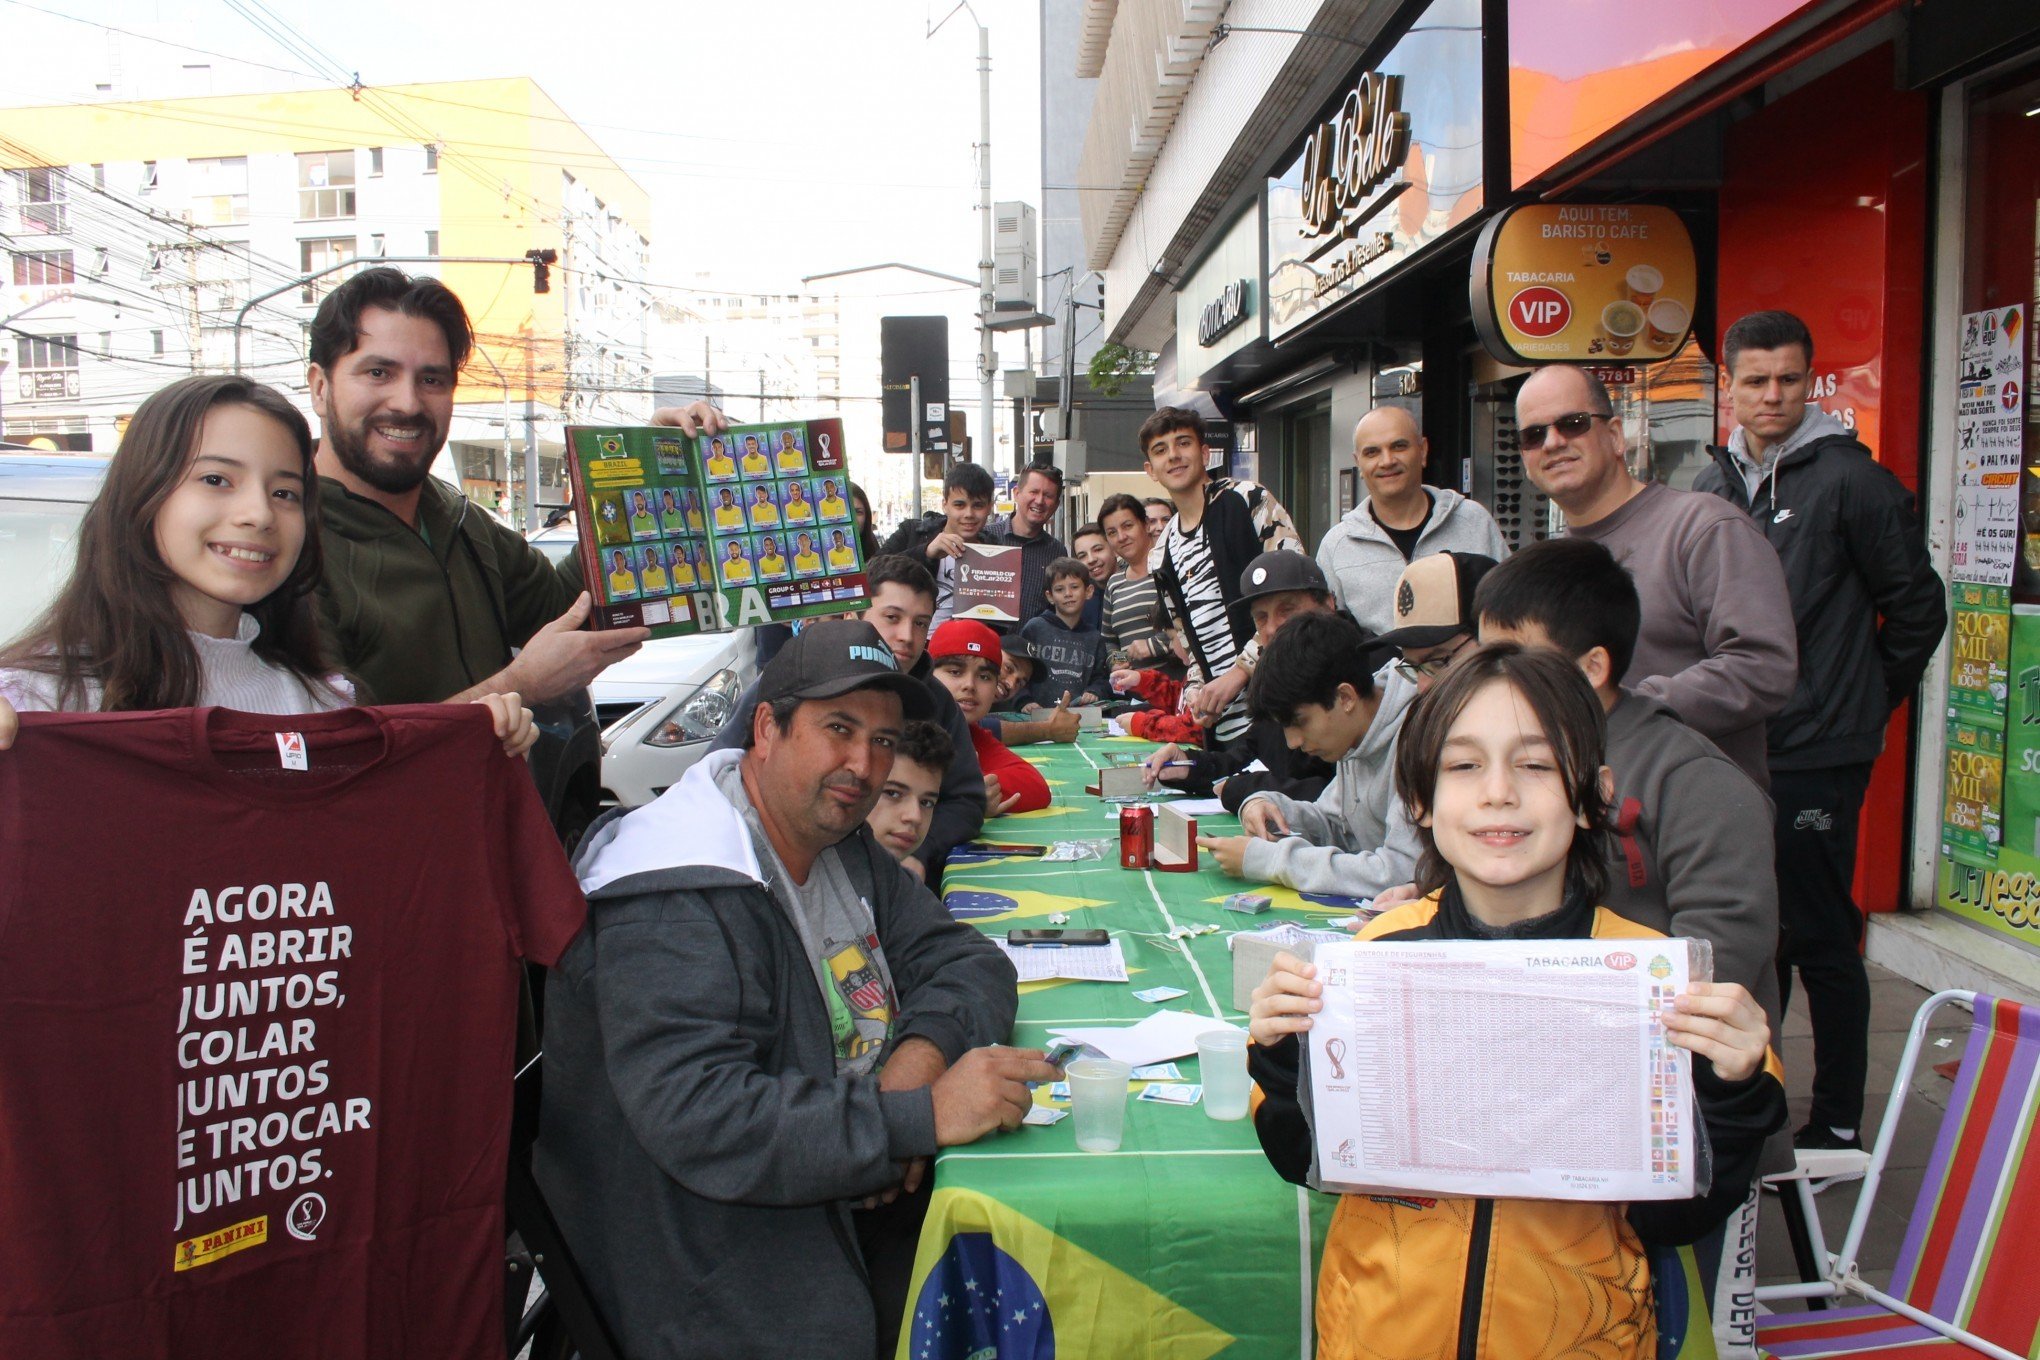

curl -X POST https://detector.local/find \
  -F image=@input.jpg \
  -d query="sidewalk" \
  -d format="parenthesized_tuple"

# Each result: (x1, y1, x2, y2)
(1754, 961, 1970, 1292)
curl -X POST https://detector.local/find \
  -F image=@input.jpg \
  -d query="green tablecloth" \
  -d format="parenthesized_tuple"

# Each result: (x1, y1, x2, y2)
(897, 735, 1367, 1360)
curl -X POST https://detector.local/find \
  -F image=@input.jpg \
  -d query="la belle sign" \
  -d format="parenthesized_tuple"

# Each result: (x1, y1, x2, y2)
(1297, 71, 1413, 256)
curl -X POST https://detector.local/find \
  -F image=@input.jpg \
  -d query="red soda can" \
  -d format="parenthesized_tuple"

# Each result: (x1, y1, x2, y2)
(1120, 804, 1154, 869)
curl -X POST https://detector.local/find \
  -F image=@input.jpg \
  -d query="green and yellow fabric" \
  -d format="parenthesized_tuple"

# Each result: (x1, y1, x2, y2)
(900, 736, 1363, 1359)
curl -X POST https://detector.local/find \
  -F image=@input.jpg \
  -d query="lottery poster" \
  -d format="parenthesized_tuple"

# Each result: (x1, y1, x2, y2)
(567, 417, 866, 640)
(1942, 718, 2006, 861)
(1947, 582, 2012, 726)
(1951, 305, 2024, 586)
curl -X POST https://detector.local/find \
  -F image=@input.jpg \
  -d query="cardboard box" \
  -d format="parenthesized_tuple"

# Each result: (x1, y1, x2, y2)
(1229, 924, 1354, 1012)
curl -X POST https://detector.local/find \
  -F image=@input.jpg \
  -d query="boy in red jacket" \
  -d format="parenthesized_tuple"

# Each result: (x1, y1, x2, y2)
(926, 621, 1052, 816)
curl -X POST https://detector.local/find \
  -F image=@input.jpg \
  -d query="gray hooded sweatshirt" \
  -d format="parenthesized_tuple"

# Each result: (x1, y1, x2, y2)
(1314, 488, 1509, 633)
(533, 748, 1017, 1360)
(1236, 668, 1423, 896)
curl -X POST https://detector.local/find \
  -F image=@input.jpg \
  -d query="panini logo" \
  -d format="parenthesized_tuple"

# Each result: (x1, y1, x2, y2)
(174, 1215, 267, 1271)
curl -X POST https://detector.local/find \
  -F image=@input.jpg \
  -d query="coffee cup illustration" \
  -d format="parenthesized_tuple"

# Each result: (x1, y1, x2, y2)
(1602, 301, 1646, 356)
(1626, 264, 1663, 306)
(1647, 298, 1690, 349)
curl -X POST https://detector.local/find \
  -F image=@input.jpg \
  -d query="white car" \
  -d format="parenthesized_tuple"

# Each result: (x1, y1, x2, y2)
(528, 523, 760, 807)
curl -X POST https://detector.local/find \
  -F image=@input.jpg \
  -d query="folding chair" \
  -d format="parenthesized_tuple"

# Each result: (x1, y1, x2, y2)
(1756, 990, 2040, 1360)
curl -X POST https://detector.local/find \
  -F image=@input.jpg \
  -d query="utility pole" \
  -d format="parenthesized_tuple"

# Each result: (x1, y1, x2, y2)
(929, 2, 997, 469)
(758, 367, 766, 421)
(522, 323, 538, 533)
(975, 18, 995, 472)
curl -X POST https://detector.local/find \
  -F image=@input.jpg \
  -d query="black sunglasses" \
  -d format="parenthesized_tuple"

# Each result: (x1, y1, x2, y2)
(1519, 410, 1612, 450)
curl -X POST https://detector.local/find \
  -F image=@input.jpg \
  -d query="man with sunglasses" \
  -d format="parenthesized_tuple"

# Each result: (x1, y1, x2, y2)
(1516, 365, 1796, 789)
(1316, 405, 1508, 633)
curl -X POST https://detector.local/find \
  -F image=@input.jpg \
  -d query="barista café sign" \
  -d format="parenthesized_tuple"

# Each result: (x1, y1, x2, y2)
(1471, 204, 1699, 364)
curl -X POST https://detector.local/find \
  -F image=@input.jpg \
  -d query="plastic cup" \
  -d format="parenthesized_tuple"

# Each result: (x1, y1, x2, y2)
(1647, 298, 1690, 349)
(1066, 1058, 1133, 1152)
(1625, 263, 1663, 306)
(1601, 301, 1645, 356)
(1198, 1030, 1251, 1121)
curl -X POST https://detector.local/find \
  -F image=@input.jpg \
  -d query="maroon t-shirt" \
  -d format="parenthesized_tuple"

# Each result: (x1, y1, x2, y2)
(0, 705, 586, 1359)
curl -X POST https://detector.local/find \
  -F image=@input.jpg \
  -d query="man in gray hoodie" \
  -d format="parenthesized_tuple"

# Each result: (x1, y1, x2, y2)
(535, 620, 1054, 1360)
(1197, 609, 1422, 897)
(1315, 404, 1508, 632)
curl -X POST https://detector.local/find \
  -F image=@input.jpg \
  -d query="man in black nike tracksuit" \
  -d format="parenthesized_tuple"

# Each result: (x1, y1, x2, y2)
(1695, 310, 1946, 1153)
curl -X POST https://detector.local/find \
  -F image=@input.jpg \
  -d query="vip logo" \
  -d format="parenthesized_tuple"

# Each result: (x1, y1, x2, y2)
(1509, 287, 1571, 337)
(1605, 951, 1636, 970)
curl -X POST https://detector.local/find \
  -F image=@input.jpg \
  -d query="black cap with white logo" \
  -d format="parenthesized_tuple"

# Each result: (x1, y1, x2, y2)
(1234, 550, 1331, 607)
(754, 619, 934, 718)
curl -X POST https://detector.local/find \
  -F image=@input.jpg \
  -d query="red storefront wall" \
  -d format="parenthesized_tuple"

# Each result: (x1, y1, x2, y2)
(1715, 44, 1931, 912)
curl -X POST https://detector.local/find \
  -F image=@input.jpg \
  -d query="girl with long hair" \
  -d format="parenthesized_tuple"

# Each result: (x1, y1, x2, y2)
(1246, 643, 1783, 1360)
(0, 375, 531, 751)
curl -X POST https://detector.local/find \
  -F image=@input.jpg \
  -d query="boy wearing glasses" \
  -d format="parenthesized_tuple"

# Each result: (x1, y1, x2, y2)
(1516, 365, 1796, 790)
(1316, 405, 1508, 633)
(1196, 609, 1423, 899)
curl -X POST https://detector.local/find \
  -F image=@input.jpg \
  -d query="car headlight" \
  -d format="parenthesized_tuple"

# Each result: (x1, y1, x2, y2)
(643, 667, 742, 749)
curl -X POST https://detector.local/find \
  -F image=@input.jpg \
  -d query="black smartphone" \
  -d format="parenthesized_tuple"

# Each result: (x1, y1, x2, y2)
(1006, 928, 1110, 947)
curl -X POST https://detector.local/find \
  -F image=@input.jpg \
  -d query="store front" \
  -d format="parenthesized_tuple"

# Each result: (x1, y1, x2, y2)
(1904, 20, 2040, 986)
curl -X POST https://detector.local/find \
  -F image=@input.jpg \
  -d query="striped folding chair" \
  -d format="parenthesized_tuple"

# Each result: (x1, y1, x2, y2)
(1757, 991, 2040, 1360)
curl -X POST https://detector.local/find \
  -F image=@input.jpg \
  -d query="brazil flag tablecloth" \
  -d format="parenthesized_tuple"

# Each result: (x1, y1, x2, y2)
(898, 735, 1366, 1359)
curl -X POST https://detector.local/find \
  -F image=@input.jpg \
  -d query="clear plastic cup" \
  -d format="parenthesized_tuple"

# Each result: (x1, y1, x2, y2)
(1066, 1058, 1133, 1151)
(1198, 1030, 1251, 1121)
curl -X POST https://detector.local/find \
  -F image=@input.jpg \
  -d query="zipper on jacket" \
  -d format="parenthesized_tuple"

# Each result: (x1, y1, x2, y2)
(1456, 1198, 1495, 1360)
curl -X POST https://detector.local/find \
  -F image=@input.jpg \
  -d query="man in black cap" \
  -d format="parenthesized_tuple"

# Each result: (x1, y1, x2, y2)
(1138, 551, 1343, 811)
(536, 619, 1053, 1360)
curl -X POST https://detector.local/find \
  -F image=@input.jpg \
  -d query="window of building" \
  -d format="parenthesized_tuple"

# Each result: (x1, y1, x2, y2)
(98, 332, 111, 355)
(370, 232, 386, 257)
(423, 144, 439, 172)
(15, 334, 80, 399)
(369, 146, 384, 176)
(424, 229, 439, 256)
(297, 151, 357, 221)
(12, 168, 66, 232)
(188, 156, 249, 226)
(11, 250, 74, 287)
(91, 163, 104, 189)
(300, 236, 357, 303)
(152, 330, 165, 356)
(141, 161, 158, 192)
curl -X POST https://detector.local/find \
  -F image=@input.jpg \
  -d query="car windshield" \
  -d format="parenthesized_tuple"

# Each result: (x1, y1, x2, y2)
(530, 533, 577, 567)
(0, 496, 87, 645)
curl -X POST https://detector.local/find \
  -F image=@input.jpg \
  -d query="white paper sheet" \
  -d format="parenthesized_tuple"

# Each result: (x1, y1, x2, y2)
(1167, 797, 1229, 818)
(1045, 1010, 1241, 1068)
(1307, 938, 1697, 1201)
(996, 939, 1130, 983)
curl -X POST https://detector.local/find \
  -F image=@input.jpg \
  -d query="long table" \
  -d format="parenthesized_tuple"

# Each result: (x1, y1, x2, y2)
(897, 734, 1367, 1360)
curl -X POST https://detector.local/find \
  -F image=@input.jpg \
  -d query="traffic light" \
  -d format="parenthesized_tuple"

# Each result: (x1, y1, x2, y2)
(525, 248, 557, 294)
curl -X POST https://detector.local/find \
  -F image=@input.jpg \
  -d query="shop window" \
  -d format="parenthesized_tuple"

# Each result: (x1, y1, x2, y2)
(15, 334, 79, 401)
(297, 151, 357, 221)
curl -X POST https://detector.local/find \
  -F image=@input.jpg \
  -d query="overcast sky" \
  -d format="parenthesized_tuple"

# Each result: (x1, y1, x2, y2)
(0, 0, 1046, 297)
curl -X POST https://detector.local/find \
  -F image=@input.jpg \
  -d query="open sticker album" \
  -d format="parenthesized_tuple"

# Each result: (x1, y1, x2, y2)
(566, 418, 868, 639)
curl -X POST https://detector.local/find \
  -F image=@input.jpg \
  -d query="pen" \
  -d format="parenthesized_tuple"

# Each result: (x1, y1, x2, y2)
(1155, 760, 1196, 769)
